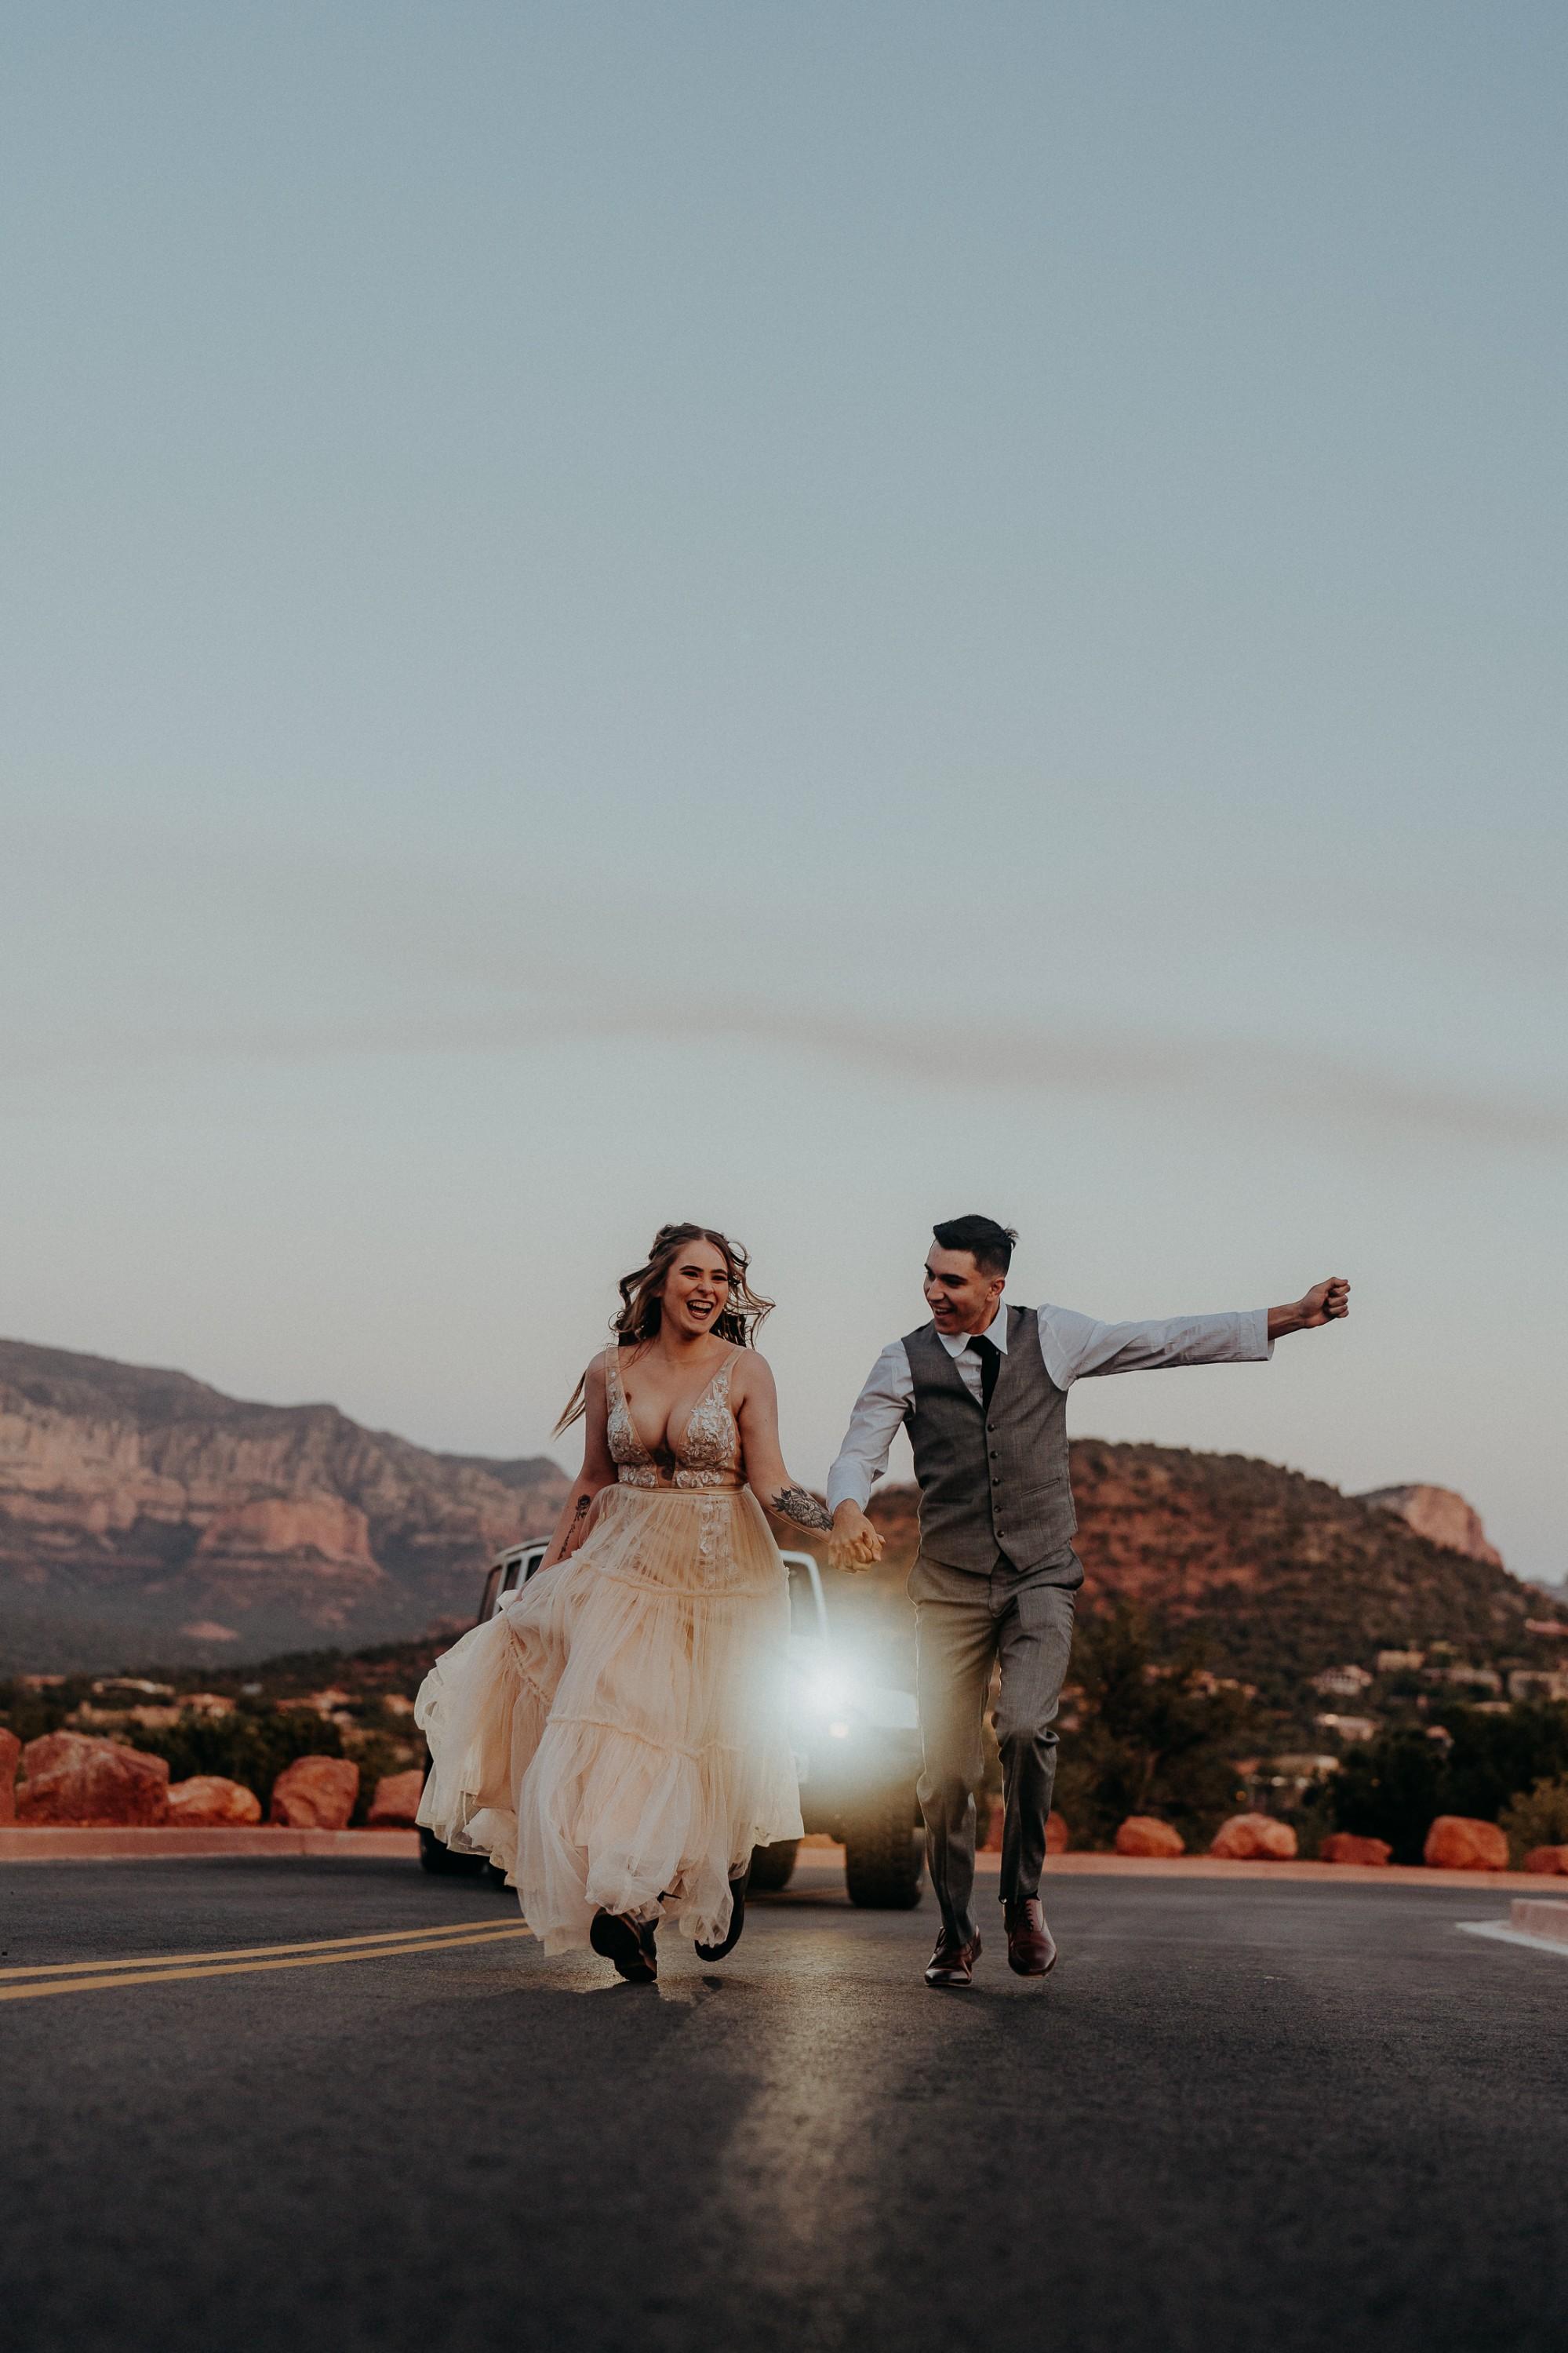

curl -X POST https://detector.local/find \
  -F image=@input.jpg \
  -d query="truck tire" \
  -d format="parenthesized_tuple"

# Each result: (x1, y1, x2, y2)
(843, 1787, 924, 1909)
(748, 1837, 800, 1892)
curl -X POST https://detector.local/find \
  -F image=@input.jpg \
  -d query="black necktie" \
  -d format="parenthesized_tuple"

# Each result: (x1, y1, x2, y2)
(967, 1333, 1001, 1414)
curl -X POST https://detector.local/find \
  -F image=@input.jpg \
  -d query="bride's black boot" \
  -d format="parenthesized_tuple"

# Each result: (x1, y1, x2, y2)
(590, 1910, 658, 1984)
(695, 1867, 751, 1964)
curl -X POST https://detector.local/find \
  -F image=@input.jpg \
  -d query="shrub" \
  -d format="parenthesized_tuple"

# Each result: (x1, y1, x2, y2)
(1499, 1776, 1568, 1867)
(1330, 1704, 1568, 1864)
(1053, 1602, 1254, 1849)
(1329, 1731, 1443, 1864)
(340, 1730, 421, 1824)
(129, 1707, 344, 1807)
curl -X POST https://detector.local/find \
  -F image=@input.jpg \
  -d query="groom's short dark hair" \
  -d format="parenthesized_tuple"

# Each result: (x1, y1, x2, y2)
(932, 1215, 1017, 1276)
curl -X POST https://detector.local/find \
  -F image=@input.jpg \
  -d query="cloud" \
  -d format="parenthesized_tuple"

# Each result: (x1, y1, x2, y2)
(9, 988, 1566, 1153)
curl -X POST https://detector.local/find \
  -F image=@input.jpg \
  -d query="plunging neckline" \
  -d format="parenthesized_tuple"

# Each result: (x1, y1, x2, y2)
(609, 1344, 737, 1468)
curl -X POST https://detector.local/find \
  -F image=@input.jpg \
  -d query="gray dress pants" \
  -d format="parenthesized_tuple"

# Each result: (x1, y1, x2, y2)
(909, 1545, 1079, 1946)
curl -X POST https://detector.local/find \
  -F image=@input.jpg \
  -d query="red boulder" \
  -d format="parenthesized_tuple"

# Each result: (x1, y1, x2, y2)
(1424, 1815, 1508, 1871)
(167, 1775, 263, 1827)
(1319, 1831, 1392, 1867)
(0, 1727, 20, 1825)
(1210, 1812, 1298, 1861)
(16, 1733, 170, 1826)
(1115, 1816, 1185, 1858)
(1522, 1845, 1568, 1876)
(366, 1769, 425, 1827)
(269, 1755, 359, 1830)
(1046, 1809, 1070, 1854)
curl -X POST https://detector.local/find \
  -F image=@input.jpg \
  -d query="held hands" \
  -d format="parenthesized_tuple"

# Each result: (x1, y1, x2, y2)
(1268, 1278, 1351, 1340)
(828, 1500, 884, 1576)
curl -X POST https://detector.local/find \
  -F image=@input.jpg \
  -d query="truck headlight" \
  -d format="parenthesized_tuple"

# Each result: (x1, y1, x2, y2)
(802, 1667, 860, 1718)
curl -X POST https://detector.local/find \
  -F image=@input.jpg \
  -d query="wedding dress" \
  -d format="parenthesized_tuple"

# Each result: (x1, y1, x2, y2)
(415, 1344, 803, 1955)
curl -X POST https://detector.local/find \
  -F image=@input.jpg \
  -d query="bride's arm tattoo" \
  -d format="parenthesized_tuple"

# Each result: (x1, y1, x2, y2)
(544, 1492, 594, 1569)
(769, 1485, 833, 1533)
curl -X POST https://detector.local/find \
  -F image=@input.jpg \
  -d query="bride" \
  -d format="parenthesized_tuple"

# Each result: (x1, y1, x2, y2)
(416, 1223, 853, 1984)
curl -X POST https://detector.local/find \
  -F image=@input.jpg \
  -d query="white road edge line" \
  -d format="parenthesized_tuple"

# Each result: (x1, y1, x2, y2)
(1457, 1921, 1568, 1960)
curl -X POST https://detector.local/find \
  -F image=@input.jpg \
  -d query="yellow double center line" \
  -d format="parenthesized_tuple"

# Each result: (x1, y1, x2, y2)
(0, 1919, 530, 2004)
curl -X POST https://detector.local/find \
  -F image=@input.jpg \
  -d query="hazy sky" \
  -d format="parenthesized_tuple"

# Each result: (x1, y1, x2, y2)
(4, 5, 1564, 1580)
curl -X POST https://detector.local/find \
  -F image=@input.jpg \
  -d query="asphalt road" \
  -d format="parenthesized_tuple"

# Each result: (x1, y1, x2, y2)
(3, 1856, 1565, 2353)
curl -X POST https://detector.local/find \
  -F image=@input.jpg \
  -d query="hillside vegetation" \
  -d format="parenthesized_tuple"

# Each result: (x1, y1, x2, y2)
(839, 1447, 1560, 1707)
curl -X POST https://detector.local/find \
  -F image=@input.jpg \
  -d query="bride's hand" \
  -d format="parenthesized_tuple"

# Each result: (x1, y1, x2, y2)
(828, 1501, 882, 1575)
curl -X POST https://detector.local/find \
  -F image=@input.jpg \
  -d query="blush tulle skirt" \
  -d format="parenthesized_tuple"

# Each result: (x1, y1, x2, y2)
(414, 1482, 802, 1955)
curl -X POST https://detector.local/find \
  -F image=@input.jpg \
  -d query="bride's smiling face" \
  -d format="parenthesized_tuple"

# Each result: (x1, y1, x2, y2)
(659, 1242, 733, 1340)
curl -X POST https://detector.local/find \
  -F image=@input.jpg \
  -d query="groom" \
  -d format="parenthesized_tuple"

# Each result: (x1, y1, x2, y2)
(825, 1216, 1349, 1988)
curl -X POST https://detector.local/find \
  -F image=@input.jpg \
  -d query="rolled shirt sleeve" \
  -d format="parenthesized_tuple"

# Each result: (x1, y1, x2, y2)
(825, 1340, 914, 1515)
(1039, 1303, 1271, 1387)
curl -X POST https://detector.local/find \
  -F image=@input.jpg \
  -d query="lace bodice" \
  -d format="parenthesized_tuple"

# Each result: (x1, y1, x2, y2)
(604, 1344, 744, 1489)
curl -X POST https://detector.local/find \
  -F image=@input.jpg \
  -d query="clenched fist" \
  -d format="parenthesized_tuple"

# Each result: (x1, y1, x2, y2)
(1268, 1278, 1351, 1339)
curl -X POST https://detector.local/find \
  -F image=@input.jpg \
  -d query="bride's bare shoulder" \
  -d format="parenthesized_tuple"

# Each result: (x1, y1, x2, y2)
(731, 1347, 777, 1400)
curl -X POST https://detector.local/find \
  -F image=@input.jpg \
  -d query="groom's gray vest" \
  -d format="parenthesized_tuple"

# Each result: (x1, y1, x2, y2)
(901, 1304, 1075, 1572)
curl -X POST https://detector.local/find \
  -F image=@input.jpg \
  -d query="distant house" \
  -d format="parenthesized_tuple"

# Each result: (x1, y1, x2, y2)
(278, 1686, 358, 1717)
(1188, 1667, 1255, 1700)
(1258, 1754, 1340, 1802)
(1376, 1649, 1425, 1673)
(1312, 1664, 1374, 1699)
(1315, 1712, 1378, 1741)
(1508, 1669, 1568, 1703)
(1424, 1664, 1503, 1695)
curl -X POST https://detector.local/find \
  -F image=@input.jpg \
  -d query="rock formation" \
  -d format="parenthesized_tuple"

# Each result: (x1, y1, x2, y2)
(1318, 1831, 1392, 1867)
(16, 1731, 170, 1824)
(1424, 1814, 1508, 1871)
(1210, 1813, 1297, 1861)
(1359, 1485, 1502, 1569)
(0, 1726, 19, 1823)
(1115, 1816, 1185, 1857)
(0, 1337, 569, 1672)
(1523, 1845, 1568, 1875)
(367, 1768, 426, 1826)
(269, 1755, 359, 1829)
(166, 1775, 264, 1826)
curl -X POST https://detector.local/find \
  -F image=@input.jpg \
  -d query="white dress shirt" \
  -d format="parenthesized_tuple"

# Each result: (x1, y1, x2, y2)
(824, 1300, 1271, 1515)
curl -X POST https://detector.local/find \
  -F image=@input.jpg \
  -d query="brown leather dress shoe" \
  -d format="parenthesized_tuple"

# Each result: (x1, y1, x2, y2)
(925, 1928, 982, 1988)
(1004, 1897, 1057, 1977)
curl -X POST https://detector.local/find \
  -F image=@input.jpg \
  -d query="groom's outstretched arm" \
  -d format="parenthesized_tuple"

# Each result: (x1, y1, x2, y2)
(1044, 1277, 1349, 1386)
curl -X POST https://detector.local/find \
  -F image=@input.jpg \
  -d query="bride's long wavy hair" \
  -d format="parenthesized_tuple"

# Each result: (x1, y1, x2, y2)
(554, 1222, 775, 1434)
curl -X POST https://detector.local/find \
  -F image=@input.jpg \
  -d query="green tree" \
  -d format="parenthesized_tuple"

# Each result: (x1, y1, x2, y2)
(1327, 1730, 1443, 1863)
(1499, 1776, 1568, 1865)
(1053, 1603, 1253, 1849)
(1331, 1704, 1568, 1862)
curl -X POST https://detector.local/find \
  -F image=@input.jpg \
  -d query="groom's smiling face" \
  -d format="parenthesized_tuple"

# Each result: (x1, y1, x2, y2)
(923, 1246, 1006, 1337)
